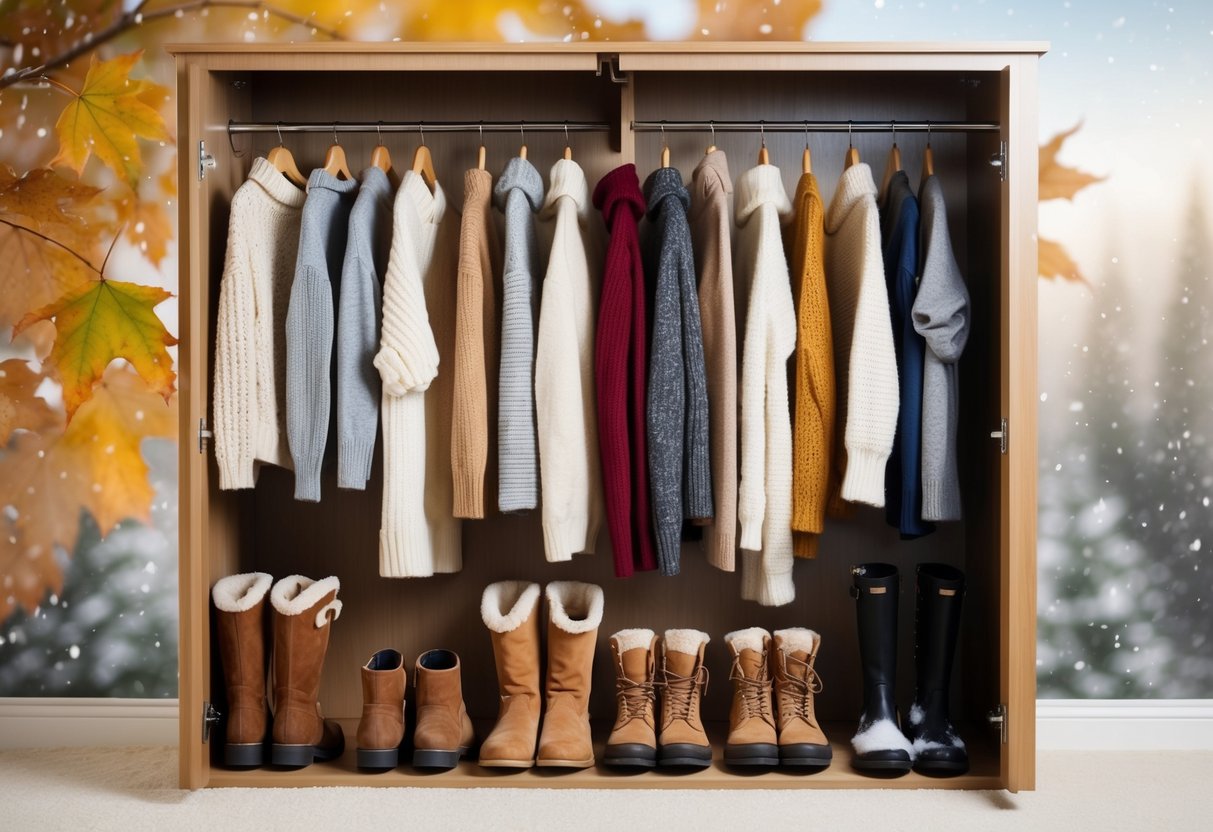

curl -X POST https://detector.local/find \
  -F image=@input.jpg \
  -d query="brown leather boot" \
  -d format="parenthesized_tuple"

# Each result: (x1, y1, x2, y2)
(269, 575, 345, 767)
(536, 581, 604, 768)
(412, 649, 476, 769)
(212, 572, 272, 767)
(658, 629, 712, 768)
(479, 581, 542, 768)
(724, 627, 778, 767)
(355, 649, 406, 770)
(772, 628, 832, 768)
(603, 629, 658, 768)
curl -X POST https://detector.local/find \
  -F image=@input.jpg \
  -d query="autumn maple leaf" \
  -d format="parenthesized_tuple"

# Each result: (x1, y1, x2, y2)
(1039, 122, 1105, 283)
(0, 358, 57, 444)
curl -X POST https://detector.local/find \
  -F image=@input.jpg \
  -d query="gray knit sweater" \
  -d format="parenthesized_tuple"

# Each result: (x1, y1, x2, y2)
(493, 157, 545, 513)
(642, 166, 713, 576)
(286, 168, 358, 502)
(336, 167, 392, 490)
(912, 175, 971, 521)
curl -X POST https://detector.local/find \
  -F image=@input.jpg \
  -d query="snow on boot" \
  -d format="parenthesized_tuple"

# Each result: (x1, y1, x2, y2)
(850, 563, 914, 773)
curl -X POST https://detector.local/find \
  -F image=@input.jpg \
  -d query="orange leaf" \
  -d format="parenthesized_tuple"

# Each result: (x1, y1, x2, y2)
(113, 188, 174, 265)
(1039, 236, 1088, 283)
(0, 221, 97, 328)
(0, 512, 65, 621)
(1039, 122, 1105, 202)
(0, 359, 57, 444)
(0, 166, 102, 231)
(13, 277, 177, 421)
(0, 431, 88, 576)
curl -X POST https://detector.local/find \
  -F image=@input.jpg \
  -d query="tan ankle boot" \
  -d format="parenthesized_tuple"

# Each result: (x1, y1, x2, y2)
(479, 581, 542, 768)
(603, 629, 658, 768)
(212, 572, 272, 767)
(355, 649, 406, 770)
(268, 575, 345, 767)
(412, 649, 476, 770)
(536, 581, 604, 768)
(658, 629, 712, 768)
(724, 627, 778, 767)
(772, 628, 832, 768)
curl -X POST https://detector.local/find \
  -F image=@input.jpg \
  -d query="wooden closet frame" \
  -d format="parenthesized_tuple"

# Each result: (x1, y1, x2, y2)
(171, 41, 1044, 792)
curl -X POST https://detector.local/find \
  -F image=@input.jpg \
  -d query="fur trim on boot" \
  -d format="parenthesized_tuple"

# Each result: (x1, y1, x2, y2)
(610, 628, 656, 652)
(724, 626, 770, 654)
(773, 627, 819, 655)
(545, 581, 604, 634)
(271, 575, 342, 627)
(851, 718, 915, 757)
(212, 572, 272, 612)
(481, 581, 541, 633)
(663, 629, 710, 654)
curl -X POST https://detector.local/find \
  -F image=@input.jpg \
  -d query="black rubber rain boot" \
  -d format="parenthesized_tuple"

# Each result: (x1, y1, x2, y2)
(905, 563, 969, 775)
(850, 563, 913, 773)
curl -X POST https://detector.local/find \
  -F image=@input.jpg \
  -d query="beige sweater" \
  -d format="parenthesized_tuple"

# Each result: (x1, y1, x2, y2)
(823, 163, 899, 510)
(451, 169, 502, 519)
(690, 150, 738, 572)
(374, 172, 462, 577)
(213, 157, 305, 490)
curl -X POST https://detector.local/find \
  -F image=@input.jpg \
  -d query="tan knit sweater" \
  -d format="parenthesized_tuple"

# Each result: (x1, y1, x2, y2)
(451, 169, 502, 519)
(786, 173, 835, 558)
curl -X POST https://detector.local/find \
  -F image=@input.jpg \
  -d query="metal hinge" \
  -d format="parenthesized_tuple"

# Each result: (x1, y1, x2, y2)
(597, 54, 628, 84)
(198, 417, 213, 455)
(987, 703, 1008, 744)
(198, 140, 216, 181)
(989, 140, 1007, 181)
(202, 701, 221, 743)
(990, 417, 1008, 455)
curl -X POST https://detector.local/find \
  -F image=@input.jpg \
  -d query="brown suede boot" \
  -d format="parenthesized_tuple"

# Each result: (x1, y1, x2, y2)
(658, 629, 712, 768)
(412, 649, 476, 770)
(269, 575, 345, 767)
(724, 627, 778, 767)
(355, 649, 406, 770)
(536, 581, 604, 768)
(479, 581, 542, 768)
(212, 572, 272, 767)
(772, 628, 832, 768)
(603, 629, 658, 768)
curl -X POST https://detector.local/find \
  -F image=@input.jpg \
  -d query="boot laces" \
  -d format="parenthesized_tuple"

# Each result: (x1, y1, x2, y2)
(615, 675, 655, 723)
(729, 651, 773, 724)
(776, 654, 823, 722)
(659, 660, 709, 722)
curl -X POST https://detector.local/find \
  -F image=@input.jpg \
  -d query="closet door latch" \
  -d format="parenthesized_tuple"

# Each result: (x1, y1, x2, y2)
(987, 703, 1008, 743)
(202, 701, 221, 743)
(991, 417, 1008, 454)
(989, 140, 1007, 181)
(198, 140, 217, 181)
(198, 417, 213, 455)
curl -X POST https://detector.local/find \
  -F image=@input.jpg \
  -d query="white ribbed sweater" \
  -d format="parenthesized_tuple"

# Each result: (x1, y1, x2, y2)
(213, 158, 306, 490)
(823, 163, 899, 508)
(734, 164, 796, 608)
(374, 172, 462, 578)
(535, 159, 605, 562)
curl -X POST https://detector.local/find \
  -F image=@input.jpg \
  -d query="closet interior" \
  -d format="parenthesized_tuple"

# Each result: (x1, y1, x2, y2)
(174, 42, 1042, 791)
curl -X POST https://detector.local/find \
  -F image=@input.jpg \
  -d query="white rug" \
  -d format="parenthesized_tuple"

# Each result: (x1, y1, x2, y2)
(1, 746, 1211, 831)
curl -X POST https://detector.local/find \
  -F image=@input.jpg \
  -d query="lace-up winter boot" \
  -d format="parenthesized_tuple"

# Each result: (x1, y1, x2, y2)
(355, 648, 406, 769)
(603, 629, 658, 768)
(905, 563, 969, 775)
(412, 649, 476, 769)
(772, 628, 831, 768)
(268, 575, 345, 767)
(479, 581, 542, 768)
(536, 581, 604, 768)
(724, 627, 778, 767)
(657, 629, 712, 768)
(850, 563, 914, 773)
(212, 572, 273, 767)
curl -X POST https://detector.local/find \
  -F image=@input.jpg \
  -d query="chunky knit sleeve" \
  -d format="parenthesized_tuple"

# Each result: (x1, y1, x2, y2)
(737, 237, 768, 554)
(213, 197, 258, 491)
(336, 242, 380, 490)
(286, 258, 335, 502)
(374, 198, 440, 398)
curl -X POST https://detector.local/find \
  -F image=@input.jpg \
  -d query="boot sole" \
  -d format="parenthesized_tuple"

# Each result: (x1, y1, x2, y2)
(853, 758, 913, 773)
(780, 744, 833, 769)
(535, 756, 596, 768)
(413, 746, 469, 770)
(356, 747, 401, 769)
(914, 760, 970, 776)
(223, 743, 265, 767)
(271, 741, 343, 767)
(658, 744, 713, 769)
(603, 743, 657, 768)
(724, 743, 780, 767)
(478, 757, 535, 769)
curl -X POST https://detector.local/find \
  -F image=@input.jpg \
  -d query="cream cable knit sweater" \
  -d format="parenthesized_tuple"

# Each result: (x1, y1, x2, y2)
(824, 163, 899, 508)
(734, 164, 796, 608)
(535, 159, 605, 562)
(213, 157, 305, 490)
(374, 172, 462, 577)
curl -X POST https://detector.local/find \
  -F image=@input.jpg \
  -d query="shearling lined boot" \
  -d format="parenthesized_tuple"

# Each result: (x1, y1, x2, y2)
(724, 627, 778, 767)
(603, 629, 658, 768)
(212, 572, 273, 767)
(905, 563, 969, 775)
(355, 649, 406, 770)
(479, 581, 542, 768)
(412, 649, 476, 769)
(268, 575, 345, 767)
(658, 629, 712, 768)
(772, 628, 832, 768)
(536, 581, 604, 768)
(850, 562, 914, 772)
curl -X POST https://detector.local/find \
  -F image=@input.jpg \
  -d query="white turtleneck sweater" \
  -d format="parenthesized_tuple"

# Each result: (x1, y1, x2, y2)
(374, 172, 462, 578)
(535, 158, 605, 562)
(734, 164, 797, 608)
(824, 163, 899, 508)
(213, 157, 306, 490)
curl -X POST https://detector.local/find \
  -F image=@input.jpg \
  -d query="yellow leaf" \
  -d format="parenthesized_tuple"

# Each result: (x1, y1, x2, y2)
(1039, 122, 1105, 202)
(49, 51, 172, 189)
(0, 221, 96, 328)
(0, 166, 102, 231)
(0, 359, 56, 444)
(0, 431, 87, 583)
(1039, 236, 1088, 283)
(13, 277, 177, 421)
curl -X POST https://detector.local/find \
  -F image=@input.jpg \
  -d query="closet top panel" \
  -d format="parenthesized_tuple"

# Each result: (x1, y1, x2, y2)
(166, 41, 1049, 56)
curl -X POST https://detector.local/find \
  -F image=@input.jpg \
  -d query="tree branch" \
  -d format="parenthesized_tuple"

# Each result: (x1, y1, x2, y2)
(0, 0, 345, 91)
(0, 218, 101, 276)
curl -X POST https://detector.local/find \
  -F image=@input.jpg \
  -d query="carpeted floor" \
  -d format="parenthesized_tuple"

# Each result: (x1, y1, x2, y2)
(1, 746, 1210, 831)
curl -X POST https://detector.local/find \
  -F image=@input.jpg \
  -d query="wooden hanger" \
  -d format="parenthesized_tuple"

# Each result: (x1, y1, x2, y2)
(323, 123, 353, 180)
(518, 121, 528, 161)
(706, 121, 716, 155)
(879, 121, 902, 201)
(370, 122, 395, 178)
(660, 122, 669, 169)
(757, 121, 769, 165)
(921, 121, 936, 188)
(266, 123, 307, 187)
(844, 121, 861, 169)
(411, 122, 437, 191)
(802, 122, 812, 175)
(563, 122, 572, 161)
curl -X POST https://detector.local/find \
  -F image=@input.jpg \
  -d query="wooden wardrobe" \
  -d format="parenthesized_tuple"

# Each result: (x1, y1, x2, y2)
(172, 41, 1043, 792)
